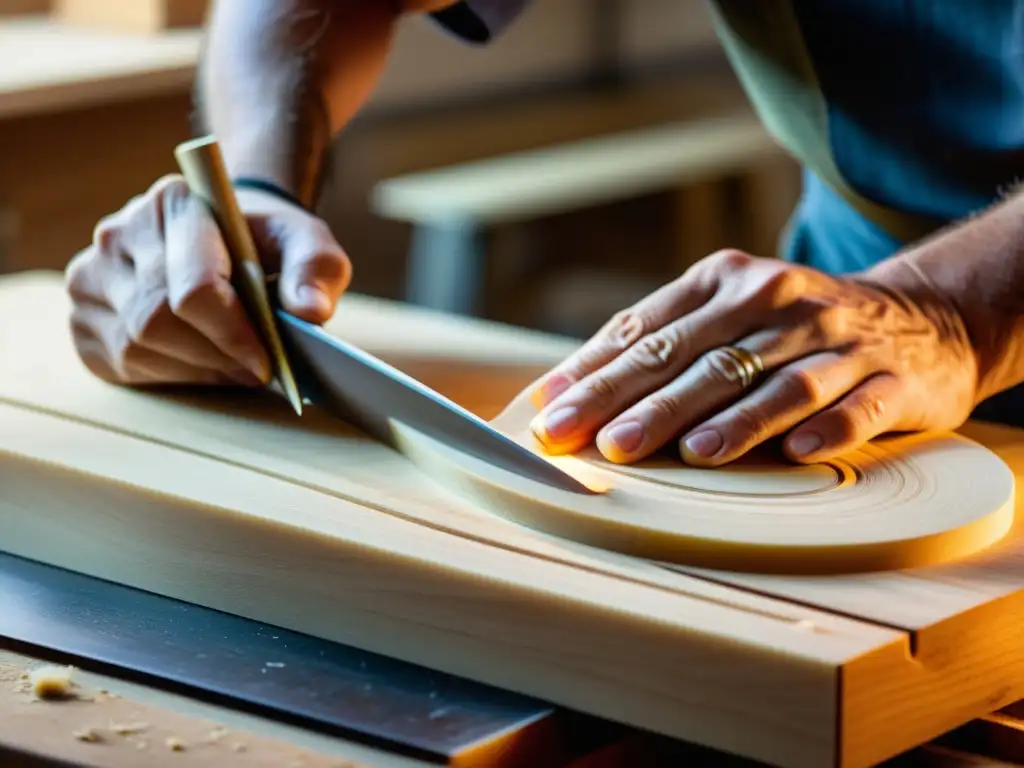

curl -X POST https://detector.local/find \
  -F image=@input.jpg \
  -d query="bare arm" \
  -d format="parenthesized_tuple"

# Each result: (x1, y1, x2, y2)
(862, 191, 1024, 405)
(194, 0, 457, 207)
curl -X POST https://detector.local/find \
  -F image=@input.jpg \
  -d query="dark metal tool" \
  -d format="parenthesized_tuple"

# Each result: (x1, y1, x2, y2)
(274, 310, 596, 495)
(173, 136, 593, 496)
(0, 552, 610, 765)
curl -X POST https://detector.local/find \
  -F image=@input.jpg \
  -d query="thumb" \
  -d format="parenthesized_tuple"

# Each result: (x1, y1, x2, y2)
(276, 219, 352, 324)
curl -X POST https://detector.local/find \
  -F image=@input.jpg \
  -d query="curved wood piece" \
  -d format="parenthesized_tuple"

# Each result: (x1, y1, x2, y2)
(388, 387, 1016, 575)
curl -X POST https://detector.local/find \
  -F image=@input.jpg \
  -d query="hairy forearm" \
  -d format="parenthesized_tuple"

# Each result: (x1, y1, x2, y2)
(863, 192, 1024, 403)
(194, 0, 403, 206)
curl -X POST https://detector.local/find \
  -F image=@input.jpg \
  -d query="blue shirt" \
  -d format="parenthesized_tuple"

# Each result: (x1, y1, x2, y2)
(436, 0, 1024, 425)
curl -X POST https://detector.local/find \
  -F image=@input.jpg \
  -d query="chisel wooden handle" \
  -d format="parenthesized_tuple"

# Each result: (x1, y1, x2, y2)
(174, 135, 304, 415)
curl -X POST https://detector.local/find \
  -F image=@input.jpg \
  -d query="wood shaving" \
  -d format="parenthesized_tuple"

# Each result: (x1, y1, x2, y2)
(204, 725, 229, 743)
(165, 736, 185, 751)
(109, 720, 150, 735)
(72, 727, 101, 743)
(29, 665, 76, 700)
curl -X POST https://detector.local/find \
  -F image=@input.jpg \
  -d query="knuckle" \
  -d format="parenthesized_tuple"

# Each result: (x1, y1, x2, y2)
(629, 329, 680, 372)
(812, 305, 848, 341)
(168, 272, 220, 317)
(68, 309, 96, 346)
(754, 266, 804, 310)
(702, 347, 742, 387)
(855, 391, 887, 425)
(730, 405, 770, 443)
(646, 395, 687, 424)
(92, 214, 123, 255)
(829, 407, 861, 444)
(602, 309, 648, 352)
(117, 342, 151, 381)
(124, 288, 168, 343)
(64, 249, 94, 295)
(160, 181, 194, 220)
(777, 368, 826, 405)
(581, 374, 619, 406)
(69, 314, 121, 382)
(150, 173, 188, 201)
(708, 248, 753, 273)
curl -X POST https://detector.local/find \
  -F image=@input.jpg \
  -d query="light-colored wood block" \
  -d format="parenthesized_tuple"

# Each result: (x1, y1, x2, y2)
(371, 112, 782, 227)
(0, 18, 200, 119)
(1, 271, 1024, 768)
(54, 0, 207, 33)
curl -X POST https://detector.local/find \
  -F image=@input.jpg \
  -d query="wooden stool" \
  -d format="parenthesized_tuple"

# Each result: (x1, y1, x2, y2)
(370, 111, 783, 316)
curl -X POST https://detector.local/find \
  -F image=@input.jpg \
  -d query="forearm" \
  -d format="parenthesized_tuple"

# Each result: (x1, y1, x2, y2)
(194, 0, 403, 206)
(863, 192, 1024, 403)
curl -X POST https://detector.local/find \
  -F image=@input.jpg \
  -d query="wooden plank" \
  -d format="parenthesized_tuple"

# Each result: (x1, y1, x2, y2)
(3, 271, 1024, 768)
(0, 17, 199, 119)
(0, 650, 436, 766)
(53, 0, 208, 33)
(0, 272, 897, 768)
(370, 112, 780, 225)
(666, 426, 1024, 763)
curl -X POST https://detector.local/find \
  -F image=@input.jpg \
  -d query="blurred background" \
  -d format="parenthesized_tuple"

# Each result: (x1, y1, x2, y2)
(0, 0, 801, 338)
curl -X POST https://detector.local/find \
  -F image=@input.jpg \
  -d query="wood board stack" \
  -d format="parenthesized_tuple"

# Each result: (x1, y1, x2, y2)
(1, 270, 1024, 768)
(52, 0, 206, 33)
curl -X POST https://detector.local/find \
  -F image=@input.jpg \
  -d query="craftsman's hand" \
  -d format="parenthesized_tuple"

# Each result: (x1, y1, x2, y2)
(529, 249, 978, 465)
(65, 175, 351, 386)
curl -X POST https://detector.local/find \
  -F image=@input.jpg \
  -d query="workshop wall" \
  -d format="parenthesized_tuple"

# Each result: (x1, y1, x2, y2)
(0, 0, 799, 335)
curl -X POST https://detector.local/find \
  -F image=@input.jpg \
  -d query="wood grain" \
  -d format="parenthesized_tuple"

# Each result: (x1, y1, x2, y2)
(2, 271, 1024, 768)
(470, 392, 1014, 573)
(0, 651, 427, 767)
(53, 0, 208, 33)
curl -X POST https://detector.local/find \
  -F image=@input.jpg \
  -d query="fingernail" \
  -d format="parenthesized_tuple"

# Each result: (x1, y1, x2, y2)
(788, 432, 823, 457)
(683, 430, 723, 458)
(297, 285, 332, 316)
(532, 406, 578, 441)
(603, 421, 644, 454)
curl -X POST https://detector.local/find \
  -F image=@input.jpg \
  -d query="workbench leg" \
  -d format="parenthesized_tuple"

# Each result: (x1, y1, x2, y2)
(405, 217, 485, 316)
(673, 180, 728, 275)
(0, 205, 17, 275)
(740, 154, 802, 260)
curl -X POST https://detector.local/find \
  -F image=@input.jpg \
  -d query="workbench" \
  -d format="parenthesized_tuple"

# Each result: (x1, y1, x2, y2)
(3, 271, 1024, 767)
(4, 503, 1024, 768)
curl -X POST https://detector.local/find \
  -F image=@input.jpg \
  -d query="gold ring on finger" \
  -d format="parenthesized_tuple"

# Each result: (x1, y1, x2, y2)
(717, 345, 765, 390)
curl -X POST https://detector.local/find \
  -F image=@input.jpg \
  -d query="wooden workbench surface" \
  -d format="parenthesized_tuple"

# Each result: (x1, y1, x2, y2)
(0, 17, 199, 119)
(5, 646, 1024, 768)
(0, 649, 433, 767)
